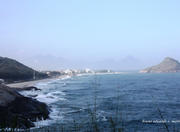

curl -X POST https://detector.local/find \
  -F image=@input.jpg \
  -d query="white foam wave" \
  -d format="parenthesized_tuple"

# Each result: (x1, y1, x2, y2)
(97, 111, 108, 121)
(34, 107, 64, 128)
(35, 91, 66, 104)
(51, 91, 66, 96)
(61, 75, 72, 80)
(33, 75, 72, 88)
(19, 77, 71, 128)
(36, 94, 58, 104)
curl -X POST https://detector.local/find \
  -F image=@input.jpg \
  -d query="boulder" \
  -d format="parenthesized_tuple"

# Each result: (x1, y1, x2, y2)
(0, 84, 50, 129)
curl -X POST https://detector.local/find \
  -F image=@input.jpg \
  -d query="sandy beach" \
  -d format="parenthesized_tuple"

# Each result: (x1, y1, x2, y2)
(7, 75, 69, 88)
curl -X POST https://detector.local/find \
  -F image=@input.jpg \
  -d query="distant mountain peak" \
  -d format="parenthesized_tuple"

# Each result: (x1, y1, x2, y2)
(140, 57, 180, 73)
(164, 57, 173, 60)
(163, 57, 178, 62)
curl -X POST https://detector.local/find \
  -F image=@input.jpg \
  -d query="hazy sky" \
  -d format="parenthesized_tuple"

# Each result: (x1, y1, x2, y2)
(1, 0, 180, 70)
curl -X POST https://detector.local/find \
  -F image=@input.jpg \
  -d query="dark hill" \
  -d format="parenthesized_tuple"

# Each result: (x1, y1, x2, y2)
(140, 57, 180, 73)
(0, 57, 47, 82)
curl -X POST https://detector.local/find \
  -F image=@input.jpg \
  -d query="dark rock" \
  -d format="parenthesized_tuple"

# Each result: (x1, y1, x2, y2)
(0, 84, 50, 129)
(14, 86, 41, 91)
(27, 94, 38, 98)
(0, 79, 4, 84)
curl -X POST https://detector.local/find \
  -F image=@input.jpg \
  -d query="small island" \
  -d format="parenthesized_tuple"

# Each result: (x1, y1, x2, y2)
(140, 57, 180, 73)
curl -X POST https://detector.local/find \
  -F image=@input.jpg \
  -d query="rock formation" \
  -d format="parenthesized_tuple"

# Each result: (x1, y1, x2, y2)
(140, 57, 180, 73)
(0, 84, 50, 129)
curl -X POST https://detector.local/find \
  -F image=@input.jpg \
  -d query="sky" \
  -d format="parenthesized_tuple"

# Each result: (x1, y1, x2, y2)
(0, 0, 180, 70)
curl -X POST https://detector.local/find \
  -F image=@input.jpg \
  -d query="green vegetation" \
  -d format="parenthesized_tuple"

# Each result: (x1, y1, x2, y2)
(0, 57, 47, 82)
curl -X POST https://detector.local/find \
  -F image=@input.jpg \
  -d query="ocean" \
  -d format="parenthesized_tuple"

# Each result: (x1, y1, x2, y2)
(20, 73, 180, 132)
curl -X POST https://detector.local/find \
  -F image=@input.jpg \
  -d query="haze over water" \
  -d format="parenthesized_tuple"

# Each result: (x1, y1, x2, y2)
(1, 0, 180, 70)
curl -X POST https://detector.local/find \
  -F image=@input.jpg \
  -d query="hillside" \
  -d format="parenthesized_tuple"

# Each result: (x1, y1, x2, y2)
(0, 57, 48, 82)
(140, 57, 180, 73)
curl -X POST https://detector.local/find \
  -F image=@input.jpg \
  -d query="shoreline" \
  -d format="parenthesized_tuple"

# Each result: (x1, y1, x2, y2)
(7, 75, 69, 88)
(7, 72, 121, 88)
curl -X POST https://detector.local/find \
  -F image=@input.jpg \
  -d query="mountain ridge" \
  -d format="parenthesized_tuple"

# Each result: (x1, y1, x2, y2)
(0, 57, 48, 82)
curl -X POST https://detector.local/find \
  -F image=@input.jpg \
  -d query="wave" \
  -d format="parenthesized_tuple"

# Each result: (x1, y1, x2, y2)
(61, 75, 72, 80)
(19, 78, 70, 128)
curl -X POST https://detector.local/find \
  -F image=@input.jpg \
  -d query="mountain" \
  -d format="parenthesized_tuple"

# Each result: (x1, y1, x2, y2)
(0, 57, 48, 82)
(140, 57, 180, 73)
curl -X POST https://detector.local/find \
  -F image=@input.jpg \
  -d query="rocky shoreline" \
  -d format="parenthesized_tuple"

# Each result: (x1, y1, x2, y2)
(0, 84, 50, 129)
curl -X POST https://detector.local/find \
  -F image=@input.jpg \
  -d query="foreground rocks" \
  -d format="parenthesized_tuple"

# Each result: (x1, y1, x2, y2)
(13, 86, 41, 91)
(0, 84, 50, 129)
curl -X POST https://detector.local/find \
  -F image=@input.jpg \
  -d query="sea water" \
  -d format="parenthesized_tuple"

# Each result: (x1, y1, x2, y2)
(20, 73, 180, 132)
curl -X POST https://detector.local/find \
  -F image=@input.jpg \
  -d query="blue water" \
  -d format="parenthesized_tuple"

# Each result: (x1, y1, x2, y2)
(22, 73, 180, 132)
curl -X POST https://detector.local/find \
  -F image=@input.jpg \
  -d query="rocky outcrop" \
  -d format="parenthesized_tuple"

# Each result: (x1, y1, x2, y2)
(13, 86, 41, 91)
(140, 57, 180, 73)
(0, 84, 50, 129)
(0, 57, 48, 82)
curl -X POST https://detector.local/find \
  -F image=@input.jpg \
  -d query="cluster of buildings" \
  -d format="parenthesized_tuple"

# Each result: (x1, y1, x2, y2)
(44, 68, 112, 77)
(62, 68, 95, 75)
